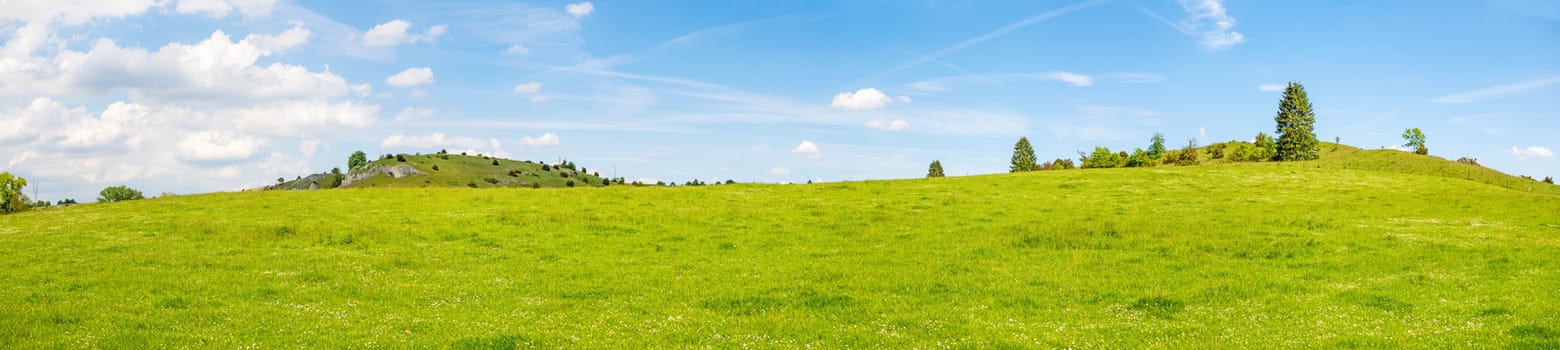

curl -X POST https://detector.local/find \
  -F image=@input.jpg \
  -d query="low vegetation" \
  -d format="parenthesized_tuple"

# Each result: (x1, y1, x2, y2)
(1, 148, 1556, 347)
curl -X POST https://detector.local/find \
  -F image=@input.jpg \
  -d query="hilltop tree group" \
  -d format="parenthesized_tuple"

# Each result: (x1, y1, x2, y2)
(98, 186, 145, 203)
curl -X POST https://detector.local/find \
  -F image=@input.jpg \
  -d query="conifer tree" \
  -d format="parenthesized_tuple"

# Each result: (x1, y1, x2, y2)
(1010, 137, 1039, 172)
(1274, 82, 1320, 161)
(927, 160, 946, 178)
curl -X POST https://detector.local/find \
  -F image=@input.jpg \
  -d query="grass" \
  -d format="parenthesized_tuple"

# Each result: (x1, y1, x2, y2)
(1, 149, 1557, 347)
(345, 153, 607, 189)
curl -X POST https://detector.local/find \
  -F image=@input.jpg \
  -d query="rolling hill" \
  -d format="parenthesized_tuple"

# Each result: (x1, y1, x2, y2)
(1, 145, 1556, 348)
(267, 152, 614, 190)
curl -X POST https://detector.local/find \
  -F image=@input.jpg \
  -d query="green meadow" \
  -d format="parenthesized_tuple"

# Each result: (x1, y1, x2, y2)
(2, 145, 1557, 348)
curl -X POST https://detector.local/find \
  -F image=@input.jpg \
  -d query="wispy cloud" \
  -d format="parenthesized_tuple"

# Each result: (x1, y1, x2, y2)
(1137, 0, 1245, 50)
(869, 0, 1107, 83)
(1431, 76, 1560, 103)
(904, 71, 1162, 94)
(1257, 83, 1285, 92)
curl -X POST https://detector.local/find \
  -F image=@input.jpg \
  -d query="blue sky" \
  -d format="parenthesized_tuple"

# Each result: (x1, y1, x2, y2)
(2, 0, 1557, 201)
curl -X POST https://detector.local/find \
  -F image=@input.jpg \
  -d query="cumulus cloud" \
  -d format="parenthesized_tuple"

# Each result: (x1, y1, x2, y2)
(519, 132, 561, 147)
(769, 167, 790, 175)
(1258, 83, 1285, 92)
(175, 131, 264, 163)
(0, 28, 351, 106)
(831, 88, 893, 110)
(566, 2, 595, 18)
(512, 82, 542, 94)
(385, 67, 434, 88)
(864, 119, 909, 131)
(0, 0, 273, 25)
(1510, 146, 1554, 160)
(231, 101, 379, 137)
(791, 140, 820, 158)
(362, 20, 447, 46)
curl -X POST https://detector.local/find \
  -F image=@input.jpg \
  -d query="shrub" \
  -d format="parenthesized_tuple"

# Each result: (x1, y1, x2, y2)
(98, 185, 146, 203)
(483, 177, 500, 185)
(1207, 142, 1227, 159)
(1052, 159, 1076, 170)
(560, 172, 568, 178)
(566, 180, 575, 187)
(492, 159, 500, 166)
(467, 181, 478, 188)
(1254, 132, 1277, 161)
(1125, 148, 1153, 167)
(602, 179, 610, 186)
(542, 164, 551, 171)
(1082, 147, 1122, 168)
(431, 164, 439, 171)
(1456, 157, 1481, 167)
(396, 154, 406, 162)
(1545, 177, 1554, 184)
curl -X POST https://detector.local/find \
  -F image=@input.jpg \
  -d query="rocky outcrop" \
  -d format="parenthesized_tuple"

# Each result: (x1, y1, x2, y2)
(341, 163, 425, 187)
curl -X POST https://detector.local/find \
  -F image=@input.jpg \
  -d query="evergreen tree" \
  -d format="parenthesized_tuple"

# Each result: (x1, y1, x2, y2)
(927, 160, 946, 178)
(1148, 133, 1167, 160)
(1402, 128, 1428, 155)
(1273, 82, 1320, 161)
(1009, 137, 1039, 172)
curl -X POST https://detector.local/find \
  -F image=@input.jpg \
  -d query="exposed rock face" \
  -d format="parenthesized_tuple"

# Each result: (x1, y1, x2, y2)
(341, 163, 425, 187)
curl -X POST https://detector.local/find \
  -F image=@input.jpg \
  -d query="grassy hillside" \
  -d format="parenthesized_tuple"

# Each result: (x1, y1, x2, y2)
(2, 155, 1557, 347)
(275, 153, 611, 190)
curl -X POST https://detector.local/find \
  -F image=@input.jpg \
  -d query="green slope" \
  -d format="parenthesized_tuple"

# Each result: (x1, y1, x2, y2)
(275, 153, 611, 190)
(1, 153, 1557, 348)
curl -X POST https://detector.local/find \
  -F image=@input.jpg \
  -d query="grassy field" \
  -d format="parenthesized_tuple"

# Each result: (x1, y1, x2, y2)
(2, 150, 1557, 347)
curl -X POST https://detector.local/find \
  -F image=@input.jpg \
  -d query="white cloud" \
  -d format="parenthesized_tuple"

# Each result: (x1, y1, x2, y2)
(1140, 0, 1244, 50)
(174, 0, 277, 18)
(0, 0, 272, 25)
(362, 20, 447, 46)
(299, 139, 320, 158)
(1258, 83, 1285, 92)
(895, 95, 912, 104)
(231, 101, 379, 137)
(519, 132, 561, 147)
(566, 2, 595, 18)
(831, 88, 893, 110)
(243, 24, 309, 54)
(505, 44, 530, 55)
(1182, 0, 1244, 50)
(1, 28, 351, 106)
(385, 67, 434, 88)
(380, 132, 489, 149)
(1510, 146, 1554, 160)
(393, 107, 437, 122)
(175, 131, 264, 163)
(512, 82, 542, 94)
(769, 167, 790, 175)
(350, 83, 372, 97)
(1432, 76, 1560, 104)
(1199, 127, 1207, 140)
(791, 140, 820, 158)
(865, 119, 909, 131)
(1046, 72, 1094, 87)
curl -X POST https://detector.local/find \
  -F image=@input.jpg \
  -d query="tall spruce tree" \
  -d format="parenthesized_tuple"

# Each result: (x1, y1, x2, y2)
(1010, 137, 1039, 172)
(1273, 82, 1320, 161)
(927, 160, 946, 178)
